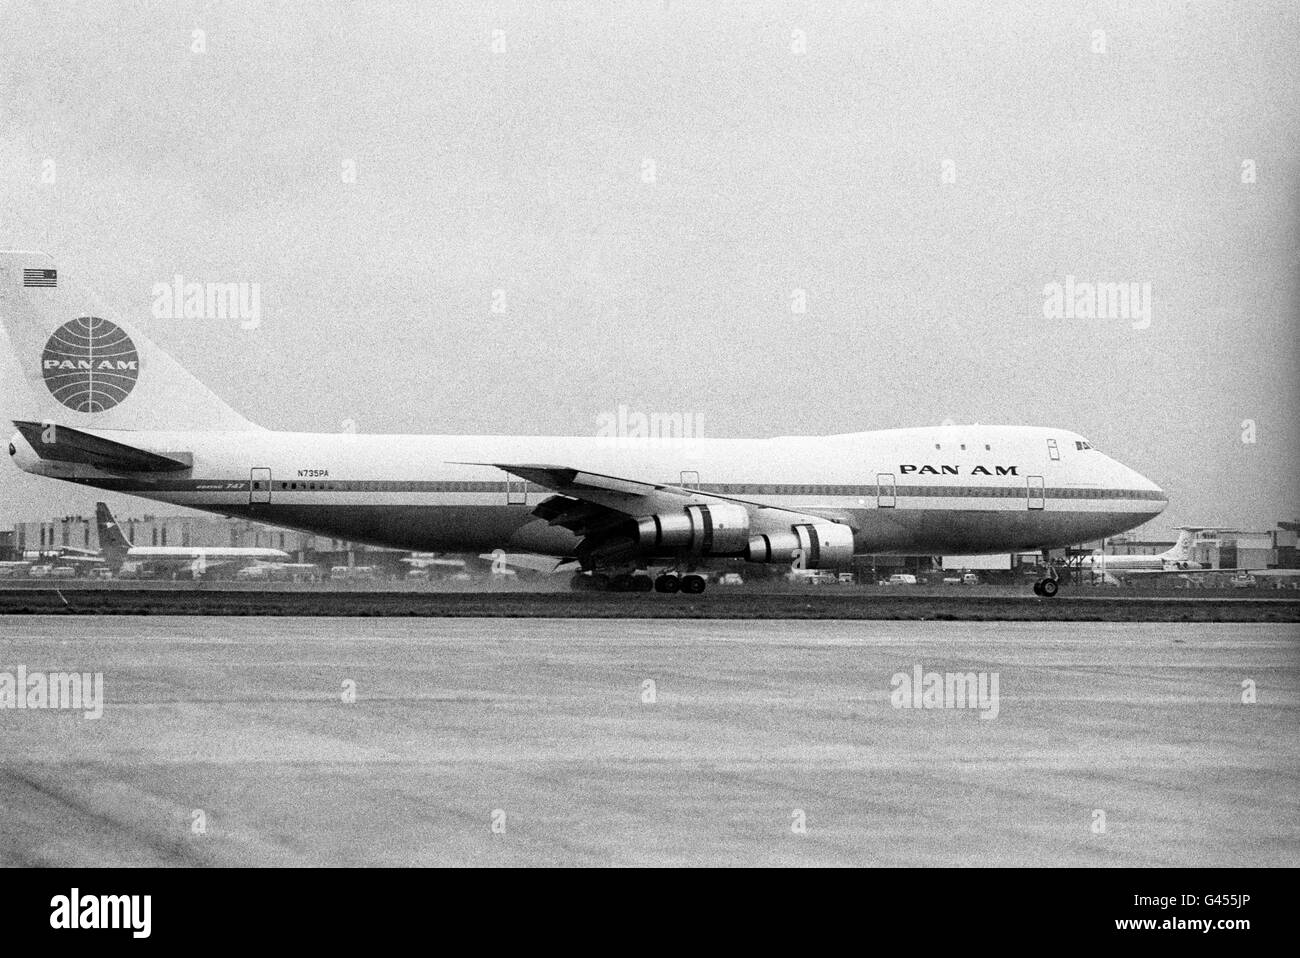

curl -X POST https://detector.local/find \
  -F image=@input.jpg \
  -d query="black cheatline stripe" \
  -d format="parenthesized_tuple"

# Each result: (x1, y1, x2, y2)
(66, 478, 1167, 500)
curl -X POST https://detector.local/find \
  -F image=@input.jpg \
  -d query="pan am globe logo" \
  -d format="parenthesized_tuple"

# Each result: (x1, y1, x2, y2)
(41, 317, 140, 413)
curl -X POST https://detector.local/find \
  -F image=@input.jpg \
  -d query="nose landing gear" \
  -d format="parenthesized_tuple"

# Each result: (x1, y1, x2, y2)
(1032, 578, 1059, 597)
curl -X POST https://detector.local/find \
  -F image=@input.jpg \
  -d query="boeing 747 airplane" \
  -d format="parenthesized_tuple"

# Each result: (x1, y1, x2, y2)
(0, 251, 1168, 595)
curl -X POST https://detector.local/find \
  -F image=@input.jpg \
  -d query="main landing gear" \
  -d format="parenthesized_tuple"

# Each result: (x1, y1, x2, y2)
(654, 573, 706, 594)
(570, 570, 708, 594)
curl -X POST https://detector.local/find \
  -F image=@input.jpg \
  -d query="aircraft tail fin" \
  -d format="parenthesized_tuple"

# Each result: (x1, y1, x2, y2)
(1167, 527, 1207, 561)
(94, 502, 133, 569)
(0, 251, 261, 432)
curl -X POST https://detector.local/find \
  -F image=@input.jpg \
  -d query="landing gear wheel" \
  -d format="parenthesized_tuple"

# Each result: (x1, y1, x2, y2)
(631, 574, 654, 593)
(654, 574, 680, 594)
(1040, 578, 1059, 598)
(609, 573, 634, 592)
(680, 574, 707, 595)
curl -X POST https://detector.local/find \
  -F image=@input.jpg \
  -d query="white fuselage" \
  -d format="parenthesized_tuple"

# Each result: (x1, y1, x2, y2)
(1079, 530, 1201, 573)
(1080, 554, 1168, 571)
(10, 423, 1166, 560)
(124, 547, 290, 562)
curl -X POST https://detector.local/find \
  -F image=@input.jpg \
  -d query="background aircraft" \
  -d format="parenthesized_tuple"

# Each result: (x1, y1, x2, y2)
(95, 501, 289, 577)
(1079, 527, 1207, 574)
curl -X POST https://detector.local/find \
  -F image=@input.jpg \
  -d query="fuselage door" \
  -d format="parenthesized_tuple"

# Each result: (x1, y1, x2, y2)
(1027, 475, 1045, 510)
(250, 467, 272, 505)
(876, 472, 896, 508)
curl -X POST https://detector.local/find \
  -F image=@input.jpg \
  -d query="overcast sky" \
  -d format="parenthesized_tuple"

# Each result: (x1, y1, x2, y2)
(1, 0, 1297, 536)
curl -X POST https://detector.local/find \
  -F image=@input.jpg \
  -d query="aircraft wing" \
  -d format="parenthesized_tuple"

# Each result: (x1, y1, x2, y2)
(457, 462, 840, 546)
(458, 462, 799, 511)
(13, 420, 192, 472)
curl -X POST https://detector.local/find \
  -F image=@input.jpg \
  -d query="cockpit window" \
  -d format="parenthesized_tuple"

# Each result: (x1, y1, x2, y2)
(1074, 440, 1094, 450)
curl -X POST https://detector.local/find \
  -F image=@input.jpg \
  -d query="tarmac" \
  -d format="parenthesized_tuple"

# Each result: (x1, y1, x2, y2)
(1, 615, 1296, 866)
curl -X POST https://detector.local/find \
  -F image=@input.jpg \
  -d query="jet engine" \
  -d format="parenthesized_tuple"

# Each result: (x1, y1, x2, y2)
(746, 522, 855, 568)
(635, 503, 751, 556)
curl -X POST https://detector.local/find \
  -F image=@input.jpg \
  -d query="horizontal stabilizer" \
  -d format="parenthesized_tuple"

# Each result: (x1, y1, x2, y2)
(13, 420, 192, 472)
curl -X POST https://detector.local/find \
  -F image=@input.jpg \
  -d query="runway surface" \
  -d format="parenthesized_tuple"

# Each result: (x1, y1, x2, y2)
(1, 616, 1297, 867)
(2, 586, 1296, 621)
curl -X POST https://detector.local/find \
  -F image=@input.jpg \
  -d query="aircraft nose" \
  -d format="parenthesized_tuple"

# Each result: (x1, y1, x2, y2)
(1130, 466, 1167, 516)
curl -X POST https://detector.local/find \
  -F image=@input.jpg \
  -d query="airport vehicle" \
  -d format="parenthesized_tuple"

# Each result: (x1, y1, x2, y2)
(401, 554, 470, 578)
(29, 564, 77, 579)
(1, 251, 1167, 595)
(235, 562, 322, 582)
(787, 569, 837, 585)
(94, 501, 289, 576)
(1229, 572, 1257, 589)
(331, 565, 379, 581)
(0, 561, 32, 578)
(885, 574, 918, 586)
(21, 546, 105, 570)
